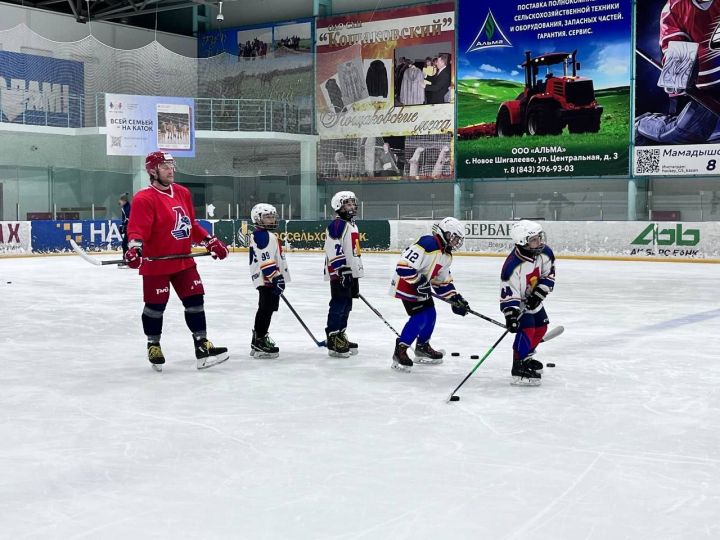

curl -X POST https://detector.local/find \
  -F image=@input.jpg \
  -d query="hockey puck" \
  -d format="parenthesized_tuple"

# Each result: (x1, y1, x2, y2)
(470, 355, 479, 360)
(547, 363, 556, 368)
(449, 396, 460, 402)
(451, 352, 460, 357)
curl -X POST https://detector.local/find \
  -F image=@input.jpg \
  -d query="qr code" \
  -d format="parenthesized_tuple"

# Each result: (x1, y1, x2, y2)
(636, 148, 660, 174)
(110, 136, 122, 148)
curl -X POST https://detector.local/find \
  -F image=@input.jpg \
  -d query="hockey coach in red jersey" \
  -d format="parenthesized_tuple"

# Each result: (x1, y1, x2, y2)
(125, 151, 230, 372)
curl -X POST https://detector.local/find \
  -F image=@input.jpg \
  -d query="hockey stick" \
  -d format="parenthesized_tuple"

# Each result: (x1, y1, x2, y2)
(280, 294, 327, 348)
(432, 292, 565, 342)
(636, 48, 720, 118)
(447, 330, 509, 403)
(358, 294, 401, 337)
(69, 239, 211, 266)
(432, 292, 506, 329)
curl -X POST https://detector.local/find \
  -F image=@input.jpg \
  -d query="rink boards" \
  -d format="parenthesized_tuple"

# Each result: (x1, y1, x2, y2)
(1, 219, 719, 261)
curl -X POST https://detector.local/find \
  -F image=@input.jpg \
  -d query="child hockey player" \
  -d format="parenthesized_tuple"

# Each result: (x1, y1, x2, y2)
(248, 203, 289, 359)
(390, 217, 470, 372)
(324, 191, 363, 357)
(500, 220, 556, 385)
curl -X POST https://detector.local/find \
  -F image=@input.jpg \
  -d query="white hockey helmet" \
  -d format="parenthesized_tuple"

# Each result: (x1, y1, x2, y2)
(251, 203, 279, 230)
(433, 217, 465, 250)
(331, 190, 358, 217)
(510, 220, 546, 254)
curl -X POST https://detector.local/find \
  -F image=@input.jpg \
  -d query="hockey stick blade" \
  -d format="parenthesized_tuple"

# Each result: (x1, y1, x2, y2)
(69, 239, 104, 265)
(542, 325, 564, 343)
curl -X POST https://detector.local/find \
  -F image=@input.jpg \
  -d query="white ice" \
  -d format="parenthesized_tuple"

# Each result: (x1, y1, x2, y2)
(1, 252, 719, 539)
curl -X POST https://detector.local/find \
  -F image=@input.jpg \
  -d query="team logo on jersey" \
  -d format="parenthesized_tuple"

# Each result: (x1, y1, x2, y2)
(351, 231, 361, 256)
(467, 9, 512, 53)
(171, 206, 192, 239)
(711, 20, 720, 50)
(525, 268, 540, 290)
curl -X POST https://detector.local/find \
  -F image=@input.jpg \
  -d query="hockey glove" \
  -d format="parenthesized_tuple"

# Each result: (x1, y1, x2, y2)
(504, 307, 521, 333)
(338, 266, 354, 289)
(451, 293, 470, 317)
(205, 235, 229, 260)
(124, 240, 143, 269)
(270, 275, 286, 296)
(416, 276, 432, 300)
(525, 286, 549, 311)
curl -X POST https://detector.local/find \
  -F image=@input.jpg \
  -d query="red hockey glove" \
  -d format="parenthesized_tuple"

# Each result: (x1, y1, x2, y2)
(205, 236, 228, 260)
(125, 240, 143, 269)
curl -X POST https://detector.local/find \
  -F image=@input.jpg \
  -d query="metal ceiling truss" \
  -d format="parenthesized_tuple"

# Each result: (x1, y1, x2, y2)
(4, 0, 202, 23)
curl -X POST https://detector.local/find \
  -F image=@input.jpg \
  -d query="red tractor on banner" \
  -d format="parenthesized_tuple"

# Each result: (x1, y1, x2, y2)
(496, 50, 603, 137)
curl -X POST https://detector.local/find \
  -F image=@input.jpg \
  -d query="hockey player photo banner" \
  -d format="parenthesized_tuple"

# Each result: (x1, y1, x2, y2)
(316, 3, 455, 180)
(457, 0, 632, 179)
(105, 94, 195, 157)
(634, 0, 720, 176)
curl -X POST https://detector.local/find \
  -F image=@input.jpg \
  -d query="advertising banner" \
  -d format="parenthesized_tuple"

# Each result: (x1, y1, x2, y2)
(0, 221, 31, 253)
(29, 220, 213, 253)
(0, 51, 84, 128)
(316, 3, 455, 180)
(105, 94, 195, 157)
(634, 0, 720, 176)
(457, 1, 632, 179)
(393, 220, 720, 259)
(197, 19, 313, 58)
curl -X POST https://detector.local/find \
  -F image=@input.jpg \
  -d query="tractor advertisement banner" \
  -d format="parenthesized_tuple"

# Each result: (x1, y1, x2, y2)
(634, 0, 720, 176)
(315, 3, 455, 181)
(457, 0, 632, 179)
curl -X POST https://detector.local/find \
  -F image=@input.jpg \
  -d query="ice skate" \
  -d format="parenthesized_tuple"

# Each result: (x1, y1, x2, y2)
(391, 340, 413, 373)
(525, 353, 543, 374)
(326, 330, 351, 358)
(339, 330, 358, 355)
(251, 331, 279, 359)
(195, 338, 229, 369)
(147, 342, 165, 372)
(511, 356, 541, 386)
(414, 342, 444, 365)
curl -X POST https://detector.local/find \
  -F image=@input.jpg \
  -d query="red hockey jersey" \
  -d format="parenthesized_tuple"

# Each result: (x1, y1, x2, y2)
(660, 0, 720, 89)
(126, 183, 209, 276)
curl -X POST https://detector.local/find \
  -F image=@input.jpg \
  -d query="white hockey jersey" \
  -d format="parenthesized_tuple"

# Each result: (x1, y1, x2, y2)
(249, 228, 290, 288)
(499, 246, 555, 314)
(324, 217, 364, 281)
(390, 234, 457, 301)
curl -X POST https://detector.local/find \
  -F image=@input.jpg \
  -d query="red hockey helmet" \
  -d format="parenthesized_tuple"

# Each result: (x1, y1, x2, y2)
(145, 151, 175, 178)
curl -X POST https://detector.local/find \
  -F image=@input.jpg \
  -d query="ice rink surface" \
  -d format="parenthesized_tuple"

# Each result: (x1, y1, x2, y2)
(1, 252, 719, 539)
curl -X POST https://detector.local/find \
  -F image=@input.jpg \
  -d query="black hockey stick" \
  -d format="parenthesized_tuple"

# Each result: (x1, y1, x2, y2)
(358, 294, 401, 337)
(432, 292, 506, 329)
(69, 239, 211, 266)
(636, 48, 720, 118)
(432, 292, 565, 342)
(280, 294, 327, 348)
(447, 330, 509, 403)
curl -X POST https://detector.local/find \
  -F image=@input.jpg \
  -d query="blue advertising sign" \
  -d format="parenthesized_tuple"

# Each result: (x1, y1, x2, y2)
(105, 94, 195, 157)
(31, 220, 214, 252)
(0, 51, 84, 127)
(457, 0, 633, 179)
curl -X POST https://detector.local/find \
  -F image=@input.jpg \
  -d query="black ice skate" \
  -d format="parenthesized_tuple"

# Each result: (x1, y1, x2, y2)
(511, 356, 541, 386)
(251, 331, 280, 359)
(525, 353, 543, 374)
(392, 340, 413, 373)
(339, 330, 358, 355)
(414, 342, 444, 365)
(326, 330, 350, 358)
(195, 337, 229, 369)
(147, 342, 165, 372)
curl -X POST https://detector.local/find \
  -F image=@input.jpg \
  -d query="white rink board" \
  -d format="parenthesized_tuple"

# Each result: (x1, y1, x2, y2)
(391, 220, 720, 259)
(0, 221, 31, 253)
